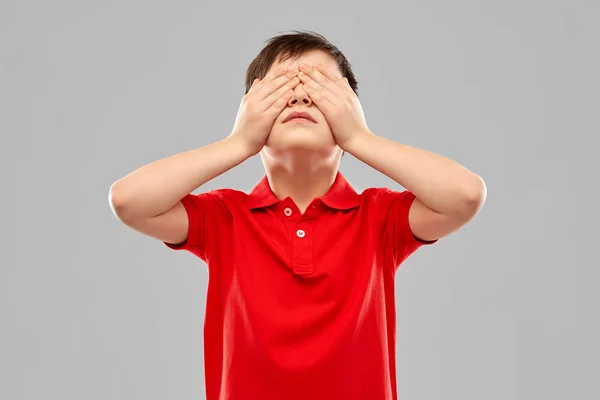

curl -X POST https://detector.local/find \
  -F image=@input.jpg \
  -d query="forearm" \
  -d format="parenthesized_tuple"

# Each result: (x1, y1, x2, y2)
(109, 136, 252, 219)
(345, 131, 486, 214)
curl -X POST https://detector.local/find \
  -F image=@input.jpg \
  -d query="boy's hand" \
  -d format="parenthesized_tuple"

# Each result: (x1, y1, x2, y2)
(297, 64, 371, 150)
(229, 66, 300, 155)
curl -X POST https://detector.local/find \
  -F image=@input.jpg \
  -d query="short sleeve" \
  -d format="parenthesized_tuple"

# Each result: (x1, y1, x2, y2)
(163, 191, 228, 262)
(383, 189, 437, 270)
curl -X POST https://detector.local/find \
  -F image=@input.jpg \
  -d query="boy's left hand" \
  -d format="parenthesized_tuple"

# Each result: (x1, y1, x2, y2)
(297, 63, 371, 150)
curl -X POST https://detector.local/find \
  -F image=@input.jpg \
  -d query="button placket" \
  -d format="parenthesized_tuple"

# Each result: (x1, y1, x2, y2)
(291, 222, 313, 275)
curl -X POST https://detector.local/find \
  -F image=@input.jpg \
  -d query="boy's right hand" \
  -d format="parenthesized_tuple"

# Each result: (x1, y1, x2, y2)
(229, 66, 300, 155)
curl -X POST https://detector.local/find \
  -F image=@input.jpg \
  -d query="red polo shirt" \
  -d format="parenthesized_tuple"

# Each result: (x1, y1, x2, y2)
(164, 171, 436, 400)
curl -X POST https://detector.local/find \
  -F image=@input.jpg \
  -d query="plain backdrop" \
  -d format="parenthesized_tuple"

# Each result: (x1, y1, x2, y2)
(1, 1, 599, 399)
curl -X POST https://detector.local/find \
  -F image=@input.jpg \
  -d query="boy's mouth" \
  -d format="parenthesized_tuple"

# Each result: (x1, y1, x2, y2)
(286, 117, 315, 123)
(283, 111, 316, 123)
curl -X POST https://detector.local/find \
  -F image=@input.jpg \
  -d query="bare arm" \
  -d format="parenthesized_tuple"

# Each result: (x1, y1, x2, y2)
(108, 137, 253, 244)
(345, 132, 486, 241)
(109, 136, 252, 220)
(108, 66, 300, 244)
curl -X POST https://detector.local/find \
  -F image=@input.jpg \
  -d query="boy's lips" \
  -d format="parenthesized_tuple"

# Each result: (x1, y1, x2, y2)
(283, 111, 316, 123)
(286, 117, 314, 123)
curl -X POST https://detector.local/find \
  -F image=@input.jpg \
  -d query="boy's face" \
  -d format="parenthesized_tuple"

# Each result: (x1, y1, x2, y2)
(264, 50, 343, 158)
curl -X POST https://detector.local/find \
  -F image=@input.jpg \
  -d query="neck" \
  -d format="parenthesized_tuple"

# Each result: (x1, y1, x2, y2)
(261, 150, 341, 212)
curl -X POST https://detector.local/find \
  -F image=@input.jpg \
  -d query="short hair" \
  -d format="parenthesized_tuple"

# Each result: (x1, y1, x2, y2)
(244, 30, 359, 97)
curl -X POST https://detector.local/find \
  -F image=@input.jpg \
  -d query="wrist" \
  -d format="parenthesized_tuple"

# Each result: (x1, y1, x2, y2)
(341, 129, 374, 154)
(224, 134, 257, 159)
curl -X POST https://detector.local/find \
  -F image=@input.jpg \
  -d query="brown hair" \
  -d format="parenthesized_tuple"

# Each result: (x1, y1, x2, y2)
(244, 30, 359, 96)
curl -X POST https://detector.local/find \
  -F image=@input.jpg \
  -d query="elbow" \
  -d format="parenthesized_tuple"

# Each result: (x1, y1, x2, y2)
(108, 181, 132, 222)
(462, 174, 487, 214)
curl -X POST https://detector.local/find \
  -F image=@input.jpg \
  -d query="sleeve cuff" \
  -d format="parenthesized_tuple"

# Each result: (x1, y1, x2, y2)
(398, 191, 438, 246)
(163, 194, 202, 250)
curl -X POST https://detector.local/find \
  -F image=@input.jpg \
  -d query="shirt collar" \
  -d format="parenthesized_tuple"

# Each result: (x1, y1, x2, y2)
(243, 170, 359, 210)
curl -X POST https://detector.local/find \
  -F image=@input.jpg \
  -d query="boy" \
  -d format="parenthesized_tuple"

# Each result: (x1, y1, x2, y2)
(109, 31, 486, 400)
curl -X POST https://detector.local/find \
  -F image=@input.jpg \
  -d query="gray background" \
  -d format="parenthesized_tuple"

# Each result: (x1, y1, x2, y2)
(1, 0, 598, 399)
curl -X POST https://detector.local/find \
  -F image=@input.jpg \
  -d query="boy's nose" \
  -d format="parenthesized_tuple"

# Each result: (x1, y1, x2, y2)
(288, 84, 312, 106)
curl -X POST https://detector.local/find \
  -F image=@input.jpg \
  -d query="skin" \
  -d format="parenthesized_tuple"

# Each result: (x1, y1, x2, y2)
(260, 50, 346, 213)
(261, 51, 486, 240)
(109, 49, 486, 245)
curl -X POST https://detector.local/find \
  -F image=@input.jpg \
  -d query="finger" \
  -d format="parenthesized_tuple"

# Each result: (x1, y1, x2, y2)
(342, 77, 354, 90)
(299, 65, 345, 97)
(304, 84, 336, 109)
(263, 75, 300, 109)
(318, 64, 348, 91)
(266, 85, 296, 115)
(247, 78, 260, 92)
(254, 66, 289, 89)
(249, 66, 287, 95)
(264, 66, 289, 82)
(257, 68, 298, 101)
(298, 72, 336, 105)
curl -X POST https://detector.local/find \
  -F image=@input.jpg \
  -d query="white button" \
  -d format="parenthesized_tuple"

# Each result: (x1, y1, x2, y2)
(284, 207, 292, 216)
(296, 229, 305, 238)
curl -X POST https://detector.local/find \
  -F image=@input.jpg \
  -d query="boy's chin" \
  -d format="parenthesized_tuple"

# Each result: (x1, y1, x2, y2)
(266, 137, 335, 156)
(266, 129, 336, 152)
